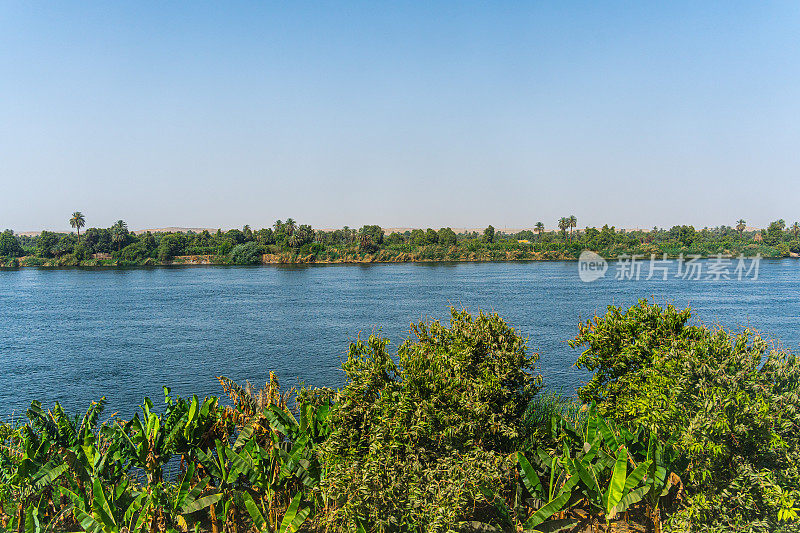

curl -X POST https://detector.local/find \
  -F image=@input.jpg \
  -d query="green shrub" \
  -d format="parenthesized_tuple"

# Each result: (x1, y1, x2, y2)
(73, 243, 92, 261)
(21, 256, 46, 266)
(572, 300, 800, 532)
(58, 253, 80, 266)
(157, 233, 187, 262)
(0, 231, 23, 258)
(319, 308, 541, 532)
(229, 242, 264, 265)
(115, 242, 150, 262)
(215, 239, 234, 256)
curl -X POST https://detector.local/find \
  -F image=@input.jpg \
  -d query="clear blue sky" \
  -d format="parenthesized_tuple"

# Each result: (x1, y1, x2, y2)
(2, 1, 799, 232)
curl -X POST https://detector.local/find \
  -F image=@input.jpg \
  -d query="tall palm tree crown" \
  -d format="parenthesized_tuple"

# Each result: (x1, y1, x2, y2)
(285, 218, 297, 236)
(558, 217, 569, 239)
(736, 219, 746, 234)
(69, 212, 85, 242)
(111, 220, 128, 250)
(535, 222, 544, 241)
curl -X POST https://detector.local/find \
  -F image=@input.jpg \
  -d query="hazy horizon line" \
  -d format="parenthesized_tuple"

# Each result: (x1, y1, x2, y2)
(10, 222, 772, 237)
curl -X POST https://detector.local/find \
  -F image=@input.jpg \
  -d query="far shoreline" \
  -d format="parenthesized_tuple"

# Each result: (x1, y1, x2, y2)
(2, 251, 794, 270)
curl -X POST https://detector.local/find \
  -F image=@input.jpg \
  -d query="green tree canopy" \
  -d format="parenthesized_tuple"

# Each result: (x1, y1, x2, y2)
(35, 231, 60, 258)
(0, 230, 23, 257)
(320, 308, 540, 530)
(483, 225, 495, 243)
(438, 227, 457, 246)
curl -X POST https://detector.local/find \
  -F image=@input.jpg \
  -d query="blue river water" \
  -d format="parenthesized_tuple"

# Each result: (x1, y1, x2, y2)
(1, 260, 799, 420)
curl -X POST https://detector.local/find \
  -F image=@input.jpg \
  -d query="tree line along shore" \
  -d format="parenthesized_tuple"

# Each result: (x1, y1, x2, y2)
(2, 301, 798, 532)
(1, 213, 798, 267)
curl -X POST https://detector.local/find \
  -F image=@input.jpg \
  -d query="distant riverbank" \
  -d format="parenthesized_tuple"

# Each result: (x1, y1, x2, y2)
(3, 249, 572, 267)
(4, 218, 797, 268)
(1, 247, 792, 268)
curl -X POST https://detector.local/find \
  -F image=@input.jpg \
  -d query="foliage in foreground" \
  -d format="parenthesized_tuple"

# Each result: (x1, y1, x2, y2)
(573, 299, 800, 532)
(1, 304, 799, 533)
(319, 309, 540, 531)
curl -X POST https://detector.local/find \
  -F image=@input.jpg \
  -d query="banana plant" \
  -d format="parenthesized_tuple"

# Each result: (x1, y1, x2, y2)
(12, 495, 77, 533)
(572, 445, 650, 529)
(199, 421, 316, 533)
(247, 400, 329, 526)
(28, 399, 130, 516)
(176, 395, 224, 464)
(2, 426, 69, 533)
(641, 432, 679, 533)
(262, 403, 327, 491)
(167, 462, 222, 532)
(549, 403, 682, 530)
(242, 491, 309, 533)
(238, 437, 315, 533)
(61, 477, 150, 533)
(194, 426, 255, 533)
(25, 399, 107, 452)
(479, 450, 578, 532)
(118, 392, 189, 486)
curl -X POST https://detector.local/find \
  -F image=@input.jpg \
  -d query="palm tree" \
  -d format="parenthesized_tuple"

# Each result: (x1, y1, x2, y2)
(535, 222, 545, 241)
(111, 230, 124, 250)
(736, 219, 746, 235)
(69, 212, 85, 242)
(111, 220, 128, 251)
(793, 222, 800, 239)
(273, 220, 283, 234)
(285, 218, 297, 236)
(569, 215, 577, 240)
(558, 218, 569, 240)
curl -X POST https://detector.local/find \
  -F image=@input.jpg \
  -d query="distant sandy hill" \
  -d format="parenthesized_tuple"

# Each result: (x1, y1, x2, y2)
(132, 227, 220, 235)
(381, 227, 541, 235)
(13, 225, 765, 237)
(16, 227, 220, 237)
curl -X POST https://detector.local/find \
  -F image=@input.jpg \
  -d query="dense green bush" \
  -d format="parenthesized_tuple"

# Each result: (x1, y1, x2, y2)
(115, 241, 152, 262)
(229, 241, 265, 265)
(319, 308, 540, 531)
(156, 234, 186, 262)
(0, 231, 23, 258)
(572, 300, 800, 532)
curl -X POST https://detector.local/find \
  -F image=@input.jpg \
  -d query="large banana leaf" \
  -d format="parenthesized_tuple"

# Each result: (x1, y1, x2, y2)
(278, 492, 310, 533)
(523, 474, 578, 530)
(517, 452, 543, 497)
(242, 492, 269, 532)
(603, 447, 628, 516)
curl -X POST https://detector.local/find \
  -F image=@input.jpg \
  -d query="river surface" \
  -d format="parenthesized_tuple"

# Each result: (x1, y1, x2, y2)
(2, 260, 799, 419)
